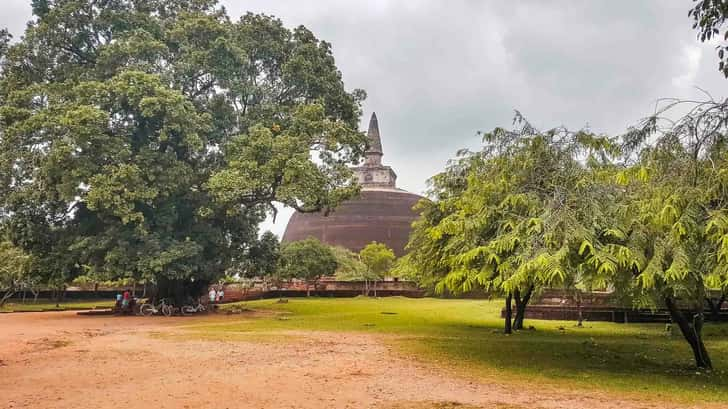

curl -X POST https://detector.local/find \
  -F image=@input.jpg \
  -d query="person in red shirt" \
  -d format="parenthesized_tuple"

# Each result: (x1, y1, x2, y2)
(122, 289, 130, 311)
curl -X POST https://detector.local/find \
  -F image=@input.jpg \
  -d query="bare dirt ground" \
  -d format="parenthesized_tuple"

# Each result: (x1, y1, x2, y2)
(0, 311, 720, 409)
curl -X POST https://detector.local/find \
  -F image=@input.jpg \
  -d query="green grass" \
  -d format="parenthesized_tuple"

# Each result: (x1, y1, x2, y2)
(0, 298, 114, 312)
(185, 296, 728, 404)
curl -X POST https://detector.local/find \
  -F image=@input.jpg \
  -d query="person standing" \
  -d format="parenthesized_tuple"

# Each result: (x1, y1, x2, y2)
(209, 287, 216, 304)
(122, 289, 131, 312)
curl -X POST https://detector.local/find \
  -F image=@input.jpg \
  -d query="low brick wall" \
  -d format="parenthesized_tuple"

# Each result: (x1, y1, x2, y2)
(214, 281, 424, 303)
(503, 289, 728, 323)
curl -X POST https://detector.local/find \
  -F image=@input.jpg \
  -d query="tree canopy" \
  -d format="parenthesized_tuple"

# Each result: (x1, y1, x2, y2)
(332, 246, 368, 281)
(0, 0, 366, 299)
(595, 96, 728, 369)
(232, 231, 280, 278)
(0, 240, 31, 306)
(359, 242, 395, 279)
(277, 237, 337, 295)
(690, 0, 728, 77)
(403, 101, 728, 368)
(402, 113, 617, 332)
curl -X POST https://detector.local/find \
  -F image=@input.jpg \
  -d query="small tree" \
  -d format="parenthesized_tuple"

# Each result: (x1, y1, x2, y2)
(278, 238, 337, 296)
(359, 242, 396, 297)
(332, 246, 368, 281)
(0, 241, 30, 307)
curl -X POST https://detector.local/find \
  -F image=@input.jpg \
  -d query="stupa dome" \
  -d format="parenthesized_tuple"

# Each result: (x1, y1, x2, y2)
(282, 113, 424, 256)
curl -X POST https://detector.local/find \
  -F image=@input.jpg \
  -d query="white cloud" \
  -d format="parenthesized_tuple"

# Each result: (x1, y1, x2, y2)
(672, 45, 703, 89)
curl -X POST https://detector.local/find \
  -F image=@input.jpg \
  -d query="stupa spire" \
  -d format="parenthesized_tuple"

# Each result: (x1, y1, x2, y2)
(366, 112, 383, 157)
(356, 111, 396, 188)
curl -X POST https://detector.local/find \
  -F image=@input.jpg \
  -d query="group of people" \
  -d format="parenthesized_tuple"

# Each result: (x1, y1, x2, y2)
(208, 287, 225, 304)
(113, 287, 224, 313)
(114, 289, 136, 313)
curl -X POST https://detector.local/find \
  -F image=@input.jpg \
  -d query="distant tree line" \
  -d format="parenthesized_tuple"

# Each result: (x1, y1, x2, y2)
(229, 236, 397, 297)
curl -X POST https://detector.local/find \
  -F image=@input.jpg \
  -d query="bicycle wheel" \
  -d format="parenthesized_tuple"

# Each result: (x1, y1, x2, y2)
(162, 304, 173, 317)
(140, 303, 154, 317)
(181, 305, 194, 315)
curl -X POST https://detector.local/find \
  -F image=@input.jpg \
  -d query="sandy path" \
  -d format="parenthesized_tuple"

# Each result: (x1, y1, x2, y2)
(0, 312, 720, 409)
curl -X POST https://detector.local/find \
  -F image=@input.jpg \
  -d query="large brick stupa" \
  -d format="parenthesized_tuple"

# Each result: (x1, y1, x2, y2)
(282, 113, 423, 256)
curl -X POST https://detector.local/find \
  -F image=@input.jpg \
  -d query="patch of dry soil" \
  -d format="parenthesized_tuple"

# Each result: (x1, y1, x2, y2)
(0, 311, 719, 409)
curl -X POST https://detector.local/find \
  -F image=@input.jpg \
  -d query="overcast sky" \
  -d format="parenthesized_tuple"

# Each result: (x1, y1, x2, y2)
(2, 1, 727, 237)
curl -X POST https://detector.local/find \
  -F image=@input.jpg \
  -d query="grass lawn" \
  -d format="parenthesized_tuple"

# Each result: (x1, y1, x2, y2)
(0, 298, 114, 312)
(186, 296, 728, 404)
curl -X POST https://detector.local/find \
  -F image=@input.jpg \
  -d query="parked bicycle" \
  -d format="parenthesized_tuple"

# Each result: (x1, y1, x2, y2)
(181, 300, 207, 315)
(139, 298, 174, 317)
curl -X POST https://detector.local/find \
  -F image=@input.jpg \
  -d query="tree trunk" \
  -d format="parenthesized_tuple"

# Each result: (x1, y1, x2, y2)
(513, 289, 522, 330)
(373, 280, 377, 297)
(156, 277, 187, 307)
(513, 285, 533, 330)
(53, 288, 64, 303)
(504, 293, 513, 334)
(665, 296, 712, 370)
(1, 290, 15, 307)
(576, 292, 583, 327)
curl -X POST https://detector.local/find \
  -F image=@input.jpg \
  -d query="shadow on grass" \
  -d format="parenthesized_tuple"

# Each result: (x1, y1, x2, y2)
(199, 296, 728, 403)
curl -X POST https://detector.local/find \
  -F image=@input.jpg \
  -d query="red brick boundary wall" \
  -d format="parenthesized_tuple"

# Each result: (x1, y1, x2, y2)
(502, 289, 728, 323)
(212, 280, 424, 302)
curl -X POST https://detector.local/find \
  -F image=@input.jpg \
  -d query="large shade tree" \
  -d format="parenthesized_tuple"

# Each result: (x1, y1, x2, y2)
(0, 0, 366, 301)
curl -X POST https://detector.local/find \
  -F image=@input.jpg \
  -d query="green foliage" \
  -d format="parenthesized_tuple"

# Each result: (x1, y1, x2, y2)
(406, 113, 617, 304)
(332, 246, 368, 281)
(600, 98, 728, 325)
(690, 0, 728, 77)
(277, 238, 337, 285)
(230, 231, 280, 278)
(359, 241, 396, 280)
(0, 1, 365, 293)
(405, 102, 728, 365)
(0, 241, 31, 305)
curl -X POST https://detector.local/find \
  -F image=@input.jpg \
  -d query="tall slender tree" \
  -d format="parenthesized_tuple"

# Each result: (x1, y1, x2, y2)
(359, 242, 395, 296)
